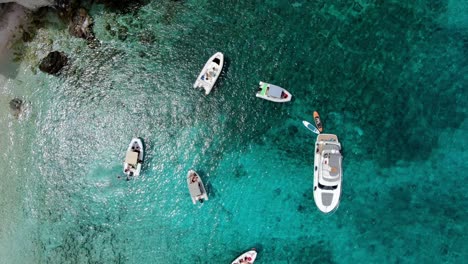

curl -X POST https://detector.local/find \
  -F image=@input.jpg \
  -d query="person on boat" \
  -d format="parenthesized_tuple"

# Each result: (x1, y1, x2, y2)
(191, 174, 198, 183)
(315, 118, 322, 127)
(126, 172, 133, 181)
(132, 145, 140, 154)
(132, 144, 139, 151)
(238, 256, 253, 264)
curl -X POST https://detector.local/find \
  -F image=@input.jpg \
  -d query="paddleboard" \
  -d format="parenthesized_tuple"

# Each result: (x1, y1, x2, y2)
(313, 111, 323, 132)
(302, 120, 320, 134)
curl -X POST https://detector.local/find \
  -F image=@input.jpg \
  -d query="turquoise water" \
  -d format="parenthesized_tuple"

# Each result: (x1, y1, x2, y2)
(0, 0, 467, 263)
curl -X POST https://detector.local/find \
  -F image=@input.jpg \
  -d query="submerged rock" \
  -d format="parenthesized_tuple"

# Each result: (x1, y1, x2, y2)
(9, 98, 23, 118)
(21, 29, 34, 42)
(39, 51, 68, 74)
(9, 98, 23, 111)
(139, 30, 155, 44)
(117, 25, 128, 41)
(96, 0, 146, 13)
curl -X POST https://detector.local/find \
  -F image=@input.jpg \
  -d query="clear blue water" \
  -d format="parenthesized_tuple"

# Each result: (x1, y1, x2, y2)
(0, 1, 467, 263)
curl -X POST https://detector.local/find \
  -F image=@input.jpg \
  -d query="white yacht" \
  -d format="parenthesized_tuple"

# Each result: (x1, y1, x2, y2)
(193, 52, 224, 95)
(123, 138, 144, 178)
(313, 134, 342, 213)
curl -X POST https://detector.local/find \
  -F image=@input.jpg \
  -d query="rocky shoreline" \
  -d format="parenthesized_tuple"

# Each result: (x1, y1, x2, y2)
(1, 0, 148, 75)
(1, 0, 149, 120)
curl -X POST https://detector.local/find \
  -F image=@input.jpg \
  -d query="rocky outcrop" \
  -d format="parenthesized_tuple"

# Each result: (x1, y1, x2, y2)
(68, 7, 100, 48)
(68, 7, 94, 40)
(38, 51, 68, 74)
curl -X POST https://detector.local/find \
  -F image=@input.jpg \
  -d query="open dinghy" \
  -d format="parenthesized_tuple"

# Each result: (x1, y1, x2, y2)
(123, 138, 144, 178)
(231, 249, 257, 264)
(187, 170, 208, 204)
(193, 52, 224, 95)
(256, 81, 292, 103)
(313, 134, 342, 213)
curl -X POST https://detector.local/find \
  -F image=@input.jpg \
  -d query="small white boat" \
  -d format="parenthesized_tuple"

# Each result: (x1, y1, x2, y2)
(123, 138, 144, 177)
(302, 120, 320, 134)
(256, 81, 292, 103)
(313, 134, 342, 213)
(187, 170, 208, 204)
(231, 249, 257, 264)
(193, 52, 224, 95)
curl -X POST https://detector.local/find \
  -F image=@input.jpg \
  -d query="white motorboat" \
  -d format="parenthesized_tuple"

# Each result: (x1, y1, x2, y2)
(123, 138, 144, 178)
(256, 81, 292, 103)
(193, 52, 224, 95)
(231, 249, 257, 264)
(187, 170, 208, 204)
(313, 134, 342, 213)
